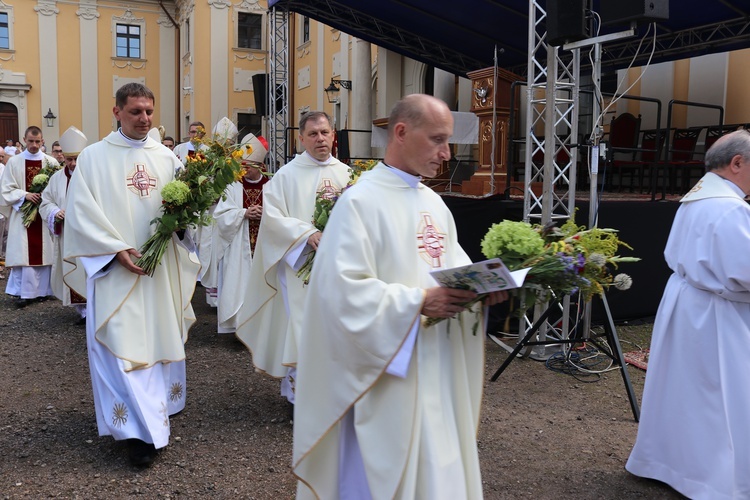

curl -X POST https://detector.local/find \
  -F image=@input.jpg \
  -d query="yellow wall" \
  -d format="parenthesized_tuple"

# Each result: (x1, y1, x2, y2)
(672, 59, 690, 129)
(13, 3, 41, 127)
(726, 48, 750, 124)
(57, 2, 83, 133)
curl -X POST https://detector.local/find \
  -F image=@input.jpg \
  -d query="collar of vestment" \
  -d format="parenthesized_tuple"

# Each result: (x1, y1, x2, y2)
(21, 150, 44, 161)
(302, 150, 333, 166)
(108, 130, 158, 150)
(680, 171, 746, 203)
(118, 129, 150, 149)
(381, 161, 421, 188)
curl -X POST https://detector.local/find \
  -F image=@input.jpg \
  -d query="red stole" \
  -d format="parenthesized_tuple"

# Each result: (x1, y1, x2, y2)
(24, 159, 44, 266)
(242, 175, 268, 253)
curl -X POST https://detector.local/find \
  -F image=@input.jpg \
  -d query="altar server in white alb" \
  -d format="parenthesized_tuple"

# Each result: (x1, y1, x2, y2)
(213, 133, 269, 334)
(0, 126, 59, 308)
(626, 129, 750, 499)
(39, 126, 88, 320)
(63, 83, 200, 467)
(293, 94, 508, 499)
(235, 111, 350, 404)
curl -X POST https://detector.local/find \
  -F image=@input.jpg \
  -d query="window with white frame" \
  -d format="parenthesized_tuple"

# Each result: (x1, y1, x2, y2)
(302, 16, 310, 44)
(237, 12, 262, 50)
(116, 23, 141, 58)
(0, 8, 13, 51)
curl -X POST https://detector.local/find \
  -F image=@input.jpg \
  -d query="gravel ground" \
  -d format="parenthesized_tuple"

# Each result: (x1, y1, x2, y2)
(0, 275, 680, 499)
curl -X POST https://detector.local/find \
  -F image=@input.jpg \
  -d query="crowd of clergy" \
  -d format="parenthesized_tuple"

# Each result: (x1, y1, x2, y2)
(3, 83, 750, 499)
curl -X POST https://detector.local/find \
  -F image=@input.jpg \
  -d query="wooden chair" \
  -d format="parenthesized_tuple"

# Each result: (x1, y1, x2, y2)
(637, 129, 667, 194)
(608, 113, 642, 191)
(665, 127, 703, 194)
(607, 113, 642, 191)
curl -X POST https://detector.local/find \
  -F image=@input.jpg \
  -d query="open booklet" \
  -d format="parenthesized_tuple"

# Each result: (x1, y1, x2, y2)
(429, 258, 530, 293)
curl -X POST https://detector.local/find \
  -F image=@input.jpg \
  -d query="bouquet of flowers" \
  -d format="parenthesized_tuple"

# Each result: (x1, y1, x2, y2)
(480, 213, 639, 312)
(424, 212, 639, 328)
(21, 159, 61, 227)
(134, 138, 249, 277)
(296, 159, 378, 285)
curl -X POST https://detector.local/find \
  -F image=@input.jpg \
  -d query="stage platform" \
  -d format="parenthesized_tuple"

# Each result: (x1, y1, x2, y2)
(441, 191, 681, 322)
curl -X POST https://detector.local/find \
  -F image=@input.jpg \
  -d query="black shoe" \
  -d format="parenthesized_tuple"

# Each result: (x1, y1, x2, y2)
(15, 298, 31, 309)
(287, 401, 294, 423)
(127, 439, 158, 467)
(75, 316, 87, 326)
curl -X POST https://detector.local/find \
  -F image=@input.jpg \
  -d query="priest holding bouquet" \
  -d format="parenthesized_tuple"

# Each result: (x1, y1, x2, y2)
(63, 83, 200, 467)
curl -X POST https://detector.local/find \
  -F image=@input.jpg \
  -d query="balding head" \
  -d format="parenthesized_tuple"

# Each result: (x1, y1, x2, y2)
(383, 94, 453, 178)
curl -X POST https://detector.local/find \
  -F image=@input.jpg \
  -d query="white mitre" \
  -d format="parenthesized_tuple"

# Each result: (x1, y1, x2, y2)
(240, 133, 268, 163)
(212, 117, 238, 143)
(58, 126, 88, 156)
(147, 127, 163, 143)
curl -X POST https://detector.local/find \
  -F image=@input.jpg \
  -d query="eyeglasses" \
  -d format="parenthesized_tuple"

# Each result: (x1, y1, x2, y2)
(52, 149, 63, 153)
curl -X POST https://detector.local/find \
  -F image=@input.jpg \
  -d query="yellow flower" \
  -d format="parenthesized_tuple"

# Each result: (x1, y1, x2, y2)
(245, 144, 253, 154)
(232, 149, 243, 159)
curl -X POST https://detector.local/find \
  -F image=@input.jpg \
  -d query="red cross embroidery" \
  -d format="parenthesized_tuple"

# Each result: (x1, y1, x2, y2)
(417, 213, 445, 268)
(127, 164, 157, 198)
(318, 178, 339, 200)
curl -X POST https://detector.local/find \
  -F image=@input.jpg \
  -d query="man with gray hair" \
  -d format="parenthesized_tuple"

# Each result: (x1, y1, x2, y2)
(627, 129, 750, 498)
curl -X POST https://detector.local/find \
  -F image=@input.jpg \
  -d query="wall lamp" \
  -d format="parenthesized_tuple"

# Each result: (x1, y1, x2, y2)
(44, 108, 57, 127)
(324, 79, 352, 103)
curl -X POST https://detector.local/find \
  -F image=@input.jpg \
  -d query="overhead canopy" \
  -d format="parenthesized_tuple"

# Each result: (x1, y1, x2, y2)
(269, 0, 750, 77)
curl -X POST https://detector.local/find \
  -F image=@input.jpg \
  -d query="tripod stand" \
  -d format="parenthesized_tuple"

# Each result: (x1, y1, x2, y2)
(490, 292, 640, 422)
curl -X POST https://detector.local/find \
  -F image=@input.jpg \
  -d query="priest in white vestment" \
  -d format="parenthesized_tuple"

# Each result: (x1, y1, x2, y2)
(626, 130, 750, 499)
(194, 118, 240, 308)
(293, 95, 508, 499)
(0, 126, 59, 307)
(0, 150, 7, 273)
(63, 83, 200, 467)
(214, 133, 269, 334)
(235, 111, 350, 404)
(39, 126, 88, 320)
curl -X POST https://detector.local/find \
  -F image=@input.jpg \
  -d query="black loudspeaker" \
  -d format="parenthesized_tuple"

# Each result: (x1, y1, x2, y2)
(546, 0, 589, 47)
(600, 0, 669, 26)
(251, 73, 267, 116)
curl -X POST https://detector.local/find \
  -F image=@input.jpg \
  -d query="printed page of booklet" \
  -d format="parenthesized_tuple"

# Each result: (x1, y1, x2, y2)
(429, 258, 530, 293)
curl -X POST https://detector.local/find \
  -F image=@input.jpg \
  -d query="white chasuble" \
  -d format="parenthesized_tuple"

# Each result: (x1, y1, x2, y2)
(214, 181, 255, 332)
(294, 164, 485, 500)
(39, 167, 87, 306)
(0, 150, 58, 268)
(235, 153, 350, 377)
(627, 172, 750, 499)
(64, 132, 200, 372)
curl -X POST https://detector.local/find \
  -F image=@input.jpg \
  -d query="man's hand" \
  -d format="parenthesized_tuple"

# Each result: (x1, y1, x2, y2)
(244, 205, 262, 220)
(307, 231, 322, 250)
(25, 192, 41, 205)
(115, 249, 146, 276)
(55, 209, 65, 221)
(422, 287, 478, 318)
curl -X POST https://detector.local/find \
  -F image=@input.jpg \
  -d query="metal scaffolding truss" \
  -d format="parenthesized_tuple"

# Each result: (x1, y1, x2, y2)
(268, 7, 289, 172)
(523, 0, 579, 225)
(602, 17, 750, 70)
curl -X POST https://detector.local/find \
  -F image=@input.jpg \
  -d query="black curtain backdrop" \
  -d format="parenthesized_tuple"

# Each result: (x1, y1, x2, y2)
(442, 195, 679, 324)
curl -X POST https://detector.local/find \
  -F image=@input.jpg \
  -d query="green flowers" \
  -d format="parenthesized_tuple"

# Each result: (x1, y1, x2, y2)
(31, 173, 49, 186)
(481, 220, 545, 269)
(161, 180, 190, 205)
